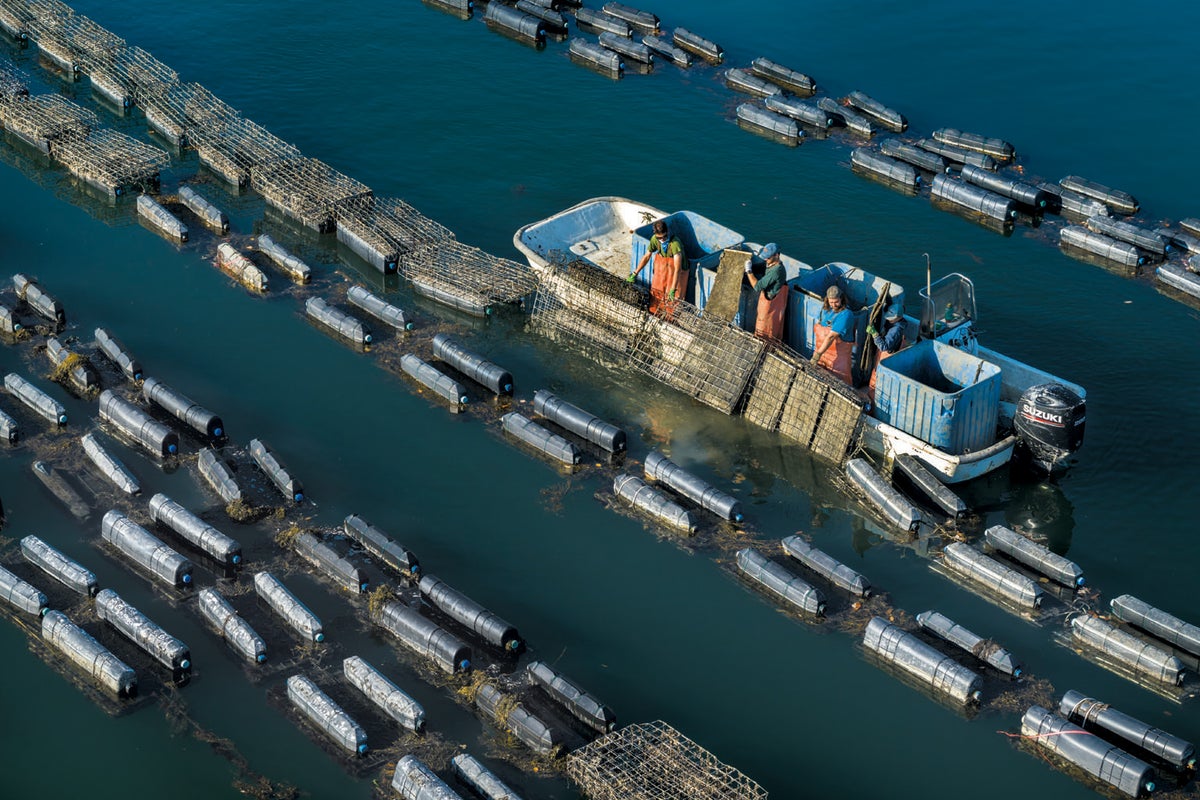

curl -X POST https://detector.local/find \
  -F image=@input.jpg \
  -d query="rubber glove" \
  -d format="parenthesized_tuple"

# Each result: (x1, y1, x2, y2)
(866, 324, 877, 336)
(668, 289, 676, 299)
(626, 273, 635, 283)
(810, 352, 821, 364)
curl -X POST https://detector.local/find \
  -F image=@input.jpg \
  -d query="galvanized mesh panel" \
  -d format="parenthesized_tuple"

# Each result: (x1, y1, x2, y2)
(52, 128, 169, 190)
(24, 0, 73, 37)
(809, 389, 862, 461)
(414, 238, 536, 304)
(742, 350, 797, 430)
(566, 720, 768, 800)
(529, 261, 649, 357)
(628, 304, 764, 414)
(777, 368, 824, 446)
(61, 12, 124, 65)
(0, 1, 35, 36)
(118, 46, 178, 101)
(336, 194, 453, 272)
(0, 93, 96, 147)
(249, 157, 371, 231)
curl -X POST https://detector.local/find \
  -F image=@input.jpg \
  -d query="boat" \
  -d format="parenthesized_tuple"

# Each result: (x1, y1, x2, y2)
(513, 197, 1086, 483)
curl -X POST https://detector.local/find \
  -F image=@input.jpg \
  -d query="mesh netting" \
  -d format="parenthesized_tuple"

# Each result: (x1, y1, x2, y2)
(249, 157, 371, 231)
(52, 127, 169, 191)
(412, 239, 537, 305)
(742, 350, 797, 430)
(0, 92, 96, 148)
(628, 304, 765, 415)
(566, 720, 768, 800)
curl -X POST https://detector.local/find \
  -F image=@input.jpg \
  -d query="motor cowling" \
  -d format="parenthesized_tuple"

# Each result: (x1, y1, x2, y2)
(1014, 383, 1085, 473)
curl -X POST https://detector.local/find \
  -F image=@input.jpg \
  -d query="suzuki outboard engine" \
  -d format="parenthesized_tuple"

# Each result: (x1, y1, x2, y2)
(1014, 383, 1085, 474)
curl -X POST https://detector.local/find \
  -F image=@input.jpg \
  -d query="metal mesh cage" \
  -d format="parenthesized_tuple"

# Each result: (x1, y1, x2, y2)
(411, 238, 537, 304)
(627, 303, 765, 415)
(52, 127, 169, 192)
(0, 61, 28, 100)
(0, 93, 96, 151)
(249, 156, 371, 232)
(742, 350, 797, 430)
(566, 720, 768, 800)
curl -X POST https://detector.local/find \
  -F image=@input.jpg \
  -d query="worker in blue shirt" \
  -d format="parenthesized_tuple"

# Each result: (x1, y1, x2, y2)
(867, 307, 907, 401)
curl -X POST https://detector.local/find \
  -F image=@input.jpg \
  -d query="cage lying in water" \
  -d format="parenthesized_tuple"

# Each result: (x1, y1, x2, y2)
(0, 408, 17, 443)
(249, 438, 304, 503)
(198, 587, 267, 663)
(257, 234, 312, 284)
(918, 138, 997, 171)
(254, 571, 324, 643)
(94, 329, 144, 382)
(306, 297, 372, 347)
(931, 174, 1016, 223)
(845, 458, 920, 532)
(81, 433, 140, 495)
(879, 139, 949, 174)
(286, 674, 368, 755)
(1086, 215, 1169, 257)
(940, 542, 1042, 609)
(959, 165, 1048, 209)
(735, 548, 826, 616)
(13, 273, 66, 328)
(46, 337, 98, 390)
(198, 448, 242, 504)
(569, 39, 623, 78)
(983, 524, 1083, 587)
(292, 531, 368, 593)
(343, 514, 420, 577)
(735, 103, 801, 146)
(43, 610, 137, 697)
(419, 573, 521, 651)
(851, 148, 919, 191)
(148, 492, 241, 565)
(1060, 689, 1195, 770)
(136, 194, 188, 242)
(178, 185, 229, 232)
(1070, 614, 1184, 686)
(485, 2, 546, 44)
(96, 588, 191, 672)
(215, 243, 268, 292)
(374, 599, 471, 674)
(20, 535, 97, 596)
(392, 755, 464, 800)
(1060, 225, 1144, 268)
(526, 660, 616, 734)
(534, 390, 625, 453)
(452, 753, 522, 800)
(143, 377, 224, 441)
(672, 27, 723, 63)
(764, 95, 832, 130)
(402, 354, 469, 407)
(1059, 175, 1139, 216)
(432, 334, 513, 395)
(915, 610, 1022, 677)
(641, 35, 691, 67)
(476, 683, 561, 756)
(4, 372, 67, 425)
(780, 535, 870, 596)
(343, 655, 426, 732)
(845, 91, 907, 132)
(347, 285, 412, 331)
(644, 451, 740, 521)
(612, 474, 696, 534)
(1109, 594, 1200, 659)
(98, 393, 175, 460)
(862, 616, 982, 705)
(749, 57, 815, 94)
(931, 128, 1014, 162)
(0, 564, 47, 616)
(101, 509, 194, 589)
(1021, 705, 1155, 798)
(0, 302, 20, 335)
(501, 412, 580, 466)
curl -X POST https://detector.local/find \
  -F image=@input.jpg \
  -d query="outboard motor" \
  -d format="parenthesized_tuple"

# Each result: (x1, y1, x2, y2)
(1014, 383, 1085, 474)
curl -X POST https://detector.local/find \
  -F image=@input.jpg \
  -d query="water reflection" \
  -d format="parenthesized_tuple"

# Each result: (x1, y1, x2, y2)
(964, 465, 1077, 555)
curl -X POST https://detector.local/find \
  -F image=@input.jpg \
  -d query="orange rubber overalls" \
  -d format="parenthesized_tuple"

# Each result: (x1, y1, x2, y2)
(813, 307, 854, 384)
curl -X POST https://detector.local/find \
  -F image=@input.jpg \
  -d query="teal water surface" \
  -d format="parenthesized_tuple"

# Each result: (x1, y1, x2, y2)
(1, 2, 1199, 800)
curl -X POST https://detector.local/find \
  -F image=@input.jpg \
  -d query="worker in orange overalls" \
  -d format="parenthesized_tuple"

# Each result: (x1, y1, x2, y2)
(811, 284, 854, 384)
(630, 220, 686, 315)
(745, 242, 789, 341)
(867, 307, 907, 402)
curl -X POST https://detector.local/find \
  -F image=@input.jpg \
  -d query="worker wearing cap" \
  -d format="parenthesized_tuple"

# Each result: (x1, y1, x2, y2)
(811, 284, 854, 384)
(630, 220, 687, 315)
(744, 242, 789, 341)
(867, 307, 907, 402)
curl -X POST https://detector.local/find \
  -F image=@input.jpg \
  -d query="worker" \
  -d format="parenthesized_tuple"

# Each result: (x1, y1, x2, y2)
(811, 284, 854, 384)
(866, 307, 907, 402)
(629, 220, 686, 314)
(745, 242, 789, 341)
